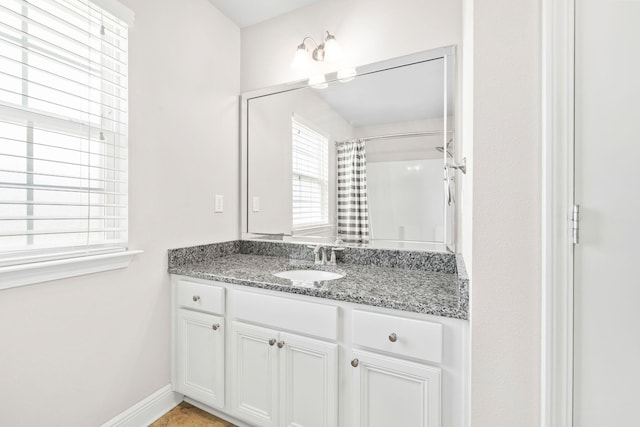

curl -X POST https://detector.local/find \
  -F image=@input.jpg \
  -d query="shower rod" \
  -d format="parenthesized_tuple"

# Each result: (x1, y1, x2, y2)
(335, 130, 454, 144)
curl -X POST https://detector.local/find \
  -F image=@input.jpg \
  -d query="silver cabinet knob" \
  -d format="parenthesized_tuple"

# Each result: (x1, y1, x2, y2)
(277, 340, 285, 348)
(211, 324, 220, 331)
(351, 358, 359, 367)
(192, 295, 200, 302)
(388, 333, 397, 342)
(269, 338, 276, 346)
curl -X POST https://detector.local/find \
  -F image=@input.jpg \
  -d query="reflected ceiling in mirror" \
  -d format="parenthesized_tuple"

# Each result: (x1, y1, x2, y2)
(316, 59, 450, 126)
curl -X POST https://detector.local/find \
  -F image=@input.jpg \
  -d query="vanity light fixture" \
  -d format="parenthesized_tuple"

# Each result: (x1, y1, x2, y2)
(291, 31, 342, 69)
(291, 31, 356, 88)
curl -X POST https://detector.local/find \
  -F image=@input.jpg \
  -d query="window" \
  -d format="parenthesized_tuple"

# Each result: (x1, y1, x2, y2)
(291, 116, 329, 229)
(0, 0, 131, 268)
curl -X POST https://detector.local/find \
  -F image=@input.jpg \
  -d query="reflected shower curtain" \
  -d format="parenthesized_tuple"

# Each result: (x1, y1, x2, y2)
(337, 139, 369, 244)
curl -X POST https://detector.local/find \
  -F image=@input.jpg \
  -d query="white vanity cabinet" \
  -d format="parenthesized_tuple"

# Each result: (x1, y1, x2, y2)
(349, 310, 444, 427)
(229, 321, 338, 427)
(171, 275, 468, 427)
(176, 309, 225, 408)
(228, 290, 339, 427)
(350, 349, 441, 427)
(173, 279, 226, 409)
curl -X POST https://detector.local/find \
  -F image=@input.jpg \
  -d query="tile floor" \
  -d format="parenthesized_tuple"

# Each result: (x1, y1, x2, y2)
(150, 402, 237, 427)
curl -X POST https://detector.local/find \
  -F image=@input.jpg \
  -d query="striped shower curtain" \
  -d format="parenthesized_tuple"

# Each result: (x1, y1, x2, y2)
(337, 139, 369, 244)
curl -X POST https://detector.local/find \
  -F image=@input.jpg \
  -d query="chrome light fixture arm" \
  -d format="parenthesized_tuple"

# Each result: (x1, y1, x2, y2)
(297, 35, 326, 61)
(293, 31, 340, 66)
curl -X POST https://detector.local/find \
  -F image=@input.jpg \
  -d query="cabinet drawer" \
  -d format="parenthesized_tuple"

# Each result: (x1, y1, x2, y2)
(178, 280, 225, 315)
(228, 290, 338, 341)
(352, 310, 443, 364)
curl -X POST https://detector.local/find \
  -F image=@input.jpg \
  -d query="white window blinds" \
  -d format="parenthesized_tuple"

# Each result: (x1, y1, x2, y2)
(0, 0, 129, 265)
(292, 117, 329, 229)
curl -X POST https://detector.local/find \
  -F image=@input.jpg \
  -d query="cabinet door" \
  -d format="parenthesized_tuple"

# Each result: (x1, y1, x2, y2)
(176, 309, 225, 408)
(351, 350, 441, 427)
(279, 333, 338, 427)
(230, 321, 279, 426)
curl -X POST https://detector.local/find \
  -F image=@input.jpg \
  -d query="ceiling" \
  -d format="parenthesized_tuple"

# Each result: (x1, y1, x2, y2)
(208, 0, 323, 28)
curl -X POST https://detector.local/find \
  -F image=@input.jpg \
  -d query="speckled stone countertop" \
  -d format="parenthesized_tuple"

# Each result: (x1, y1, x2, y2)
(168, 241, 469, 320)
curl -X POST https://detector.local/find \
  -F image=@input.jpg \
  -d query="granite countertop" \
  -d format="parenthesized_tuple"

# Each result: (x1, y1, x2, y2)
(168, 242, 468, 320)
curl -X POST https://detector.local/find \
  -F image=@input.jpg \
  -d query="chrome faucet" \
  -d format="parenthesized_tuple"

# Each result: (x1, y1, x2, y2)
(309, 244, 345, 266)
(308, 244, 344, 266)
(313, 245, 328, 265)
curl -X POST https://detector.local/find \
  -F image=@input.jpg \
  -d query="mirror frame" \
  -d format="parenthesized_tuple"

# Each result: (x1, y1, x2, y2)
(240, 46, 457, 251)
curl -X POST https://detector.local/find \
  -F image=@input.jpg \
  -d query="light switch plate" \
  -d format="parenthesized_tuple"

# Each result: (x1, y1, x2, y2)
(215, 195, 223, 213)
(252, 196, 260, 212)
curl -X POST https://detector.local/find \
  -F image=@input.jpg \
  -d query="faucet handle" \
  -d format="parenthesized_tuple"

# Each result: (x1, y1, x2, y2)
(328, 246, 344, 265)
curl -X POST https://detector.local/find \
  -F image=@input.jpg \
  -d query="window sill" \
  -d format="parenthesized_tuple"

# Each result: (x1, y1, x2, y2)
(0, 250, 143, 291)
(293, 224, 333, 235)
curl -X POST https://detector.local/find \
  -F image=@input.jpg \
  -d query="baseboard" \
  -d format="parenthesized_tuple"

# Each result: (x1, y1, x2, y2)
(100, 385, 184, 427)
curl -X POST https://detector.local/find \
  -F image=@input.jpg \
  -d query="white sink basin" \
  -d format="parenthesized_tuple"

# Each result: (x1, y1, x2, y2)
(274, 269, 344, 284)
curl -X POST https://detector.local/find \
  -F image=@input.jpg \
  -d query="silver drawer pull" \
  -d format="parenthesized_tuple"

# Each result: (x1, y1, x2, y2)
(388, 333, 398, 343)
(192, 295, 200, 302)
(277, 340, 285, 349)
(351, 358, 359, 368)
(269, 338, 276, 346)
(211, 324, 220, 331)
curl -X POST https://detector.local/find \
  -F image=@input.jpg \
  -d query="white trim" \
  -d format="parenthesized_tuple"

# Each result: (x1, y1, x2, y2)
(92, 0, 135, 26)
(100, 385, 183, 427)
(541, 0, 575, 426)
(0, 250, 143, 290)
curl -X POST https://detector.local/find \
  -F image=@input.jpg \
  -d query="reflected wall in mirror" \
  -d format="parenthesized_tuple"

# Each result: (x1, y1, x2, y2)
(241, 47, 457, 251)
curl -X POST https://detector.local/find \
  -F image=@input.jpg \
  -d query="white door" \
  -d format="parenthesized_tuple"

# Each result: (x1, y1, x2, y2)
(176, 309, 225, 408)
(574, 0, 640, 425)
(351, 349, 441, 427)
(230, 321, 279, 426)
(279, 332, 338, 427)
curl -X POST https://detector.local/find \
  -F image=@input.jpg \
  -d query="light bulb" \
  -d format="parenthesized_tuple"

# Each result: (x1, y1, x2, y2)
(308, 74, 328, 89)
(291, 43, 310, 69)
(323, 33, 342, 61)
(337, 67, 357, 82)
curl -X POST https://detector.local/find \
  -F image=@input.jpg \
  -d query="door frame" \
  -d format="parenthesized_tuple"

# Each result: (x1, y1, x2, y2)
(541, 0, 575, 426)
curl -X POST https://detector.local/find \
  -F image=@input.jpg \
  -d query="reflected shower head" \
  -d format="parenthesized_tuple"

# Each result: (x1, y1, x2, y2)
(436, 146, 453, 158)
(436, 138, 454, 158)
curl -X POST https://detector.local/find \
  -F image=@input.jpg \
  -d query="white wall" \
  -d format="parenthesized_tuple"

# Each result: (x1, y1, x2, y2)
(241, 0, 462, 92)
(460, 0, 473, 273)
(469, 0, 541, 425)
(0, 0, 240, 425)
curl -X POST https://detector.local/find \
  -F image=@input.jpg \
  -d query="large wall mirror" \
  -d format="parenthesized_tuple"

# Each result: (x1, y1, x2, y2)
(241, 46, 458, 251)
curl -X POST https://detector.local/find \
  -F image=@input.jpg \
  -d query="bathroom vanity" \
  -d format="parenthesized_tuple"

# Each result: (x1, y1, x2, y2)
(168, 241, 468, 427)
(168, 45, 468, 427)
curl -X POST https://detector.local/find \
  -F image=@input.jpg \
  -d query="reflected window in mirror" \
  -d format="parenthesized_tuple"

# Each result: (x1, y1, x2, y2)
(292, 116, 329, 231)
